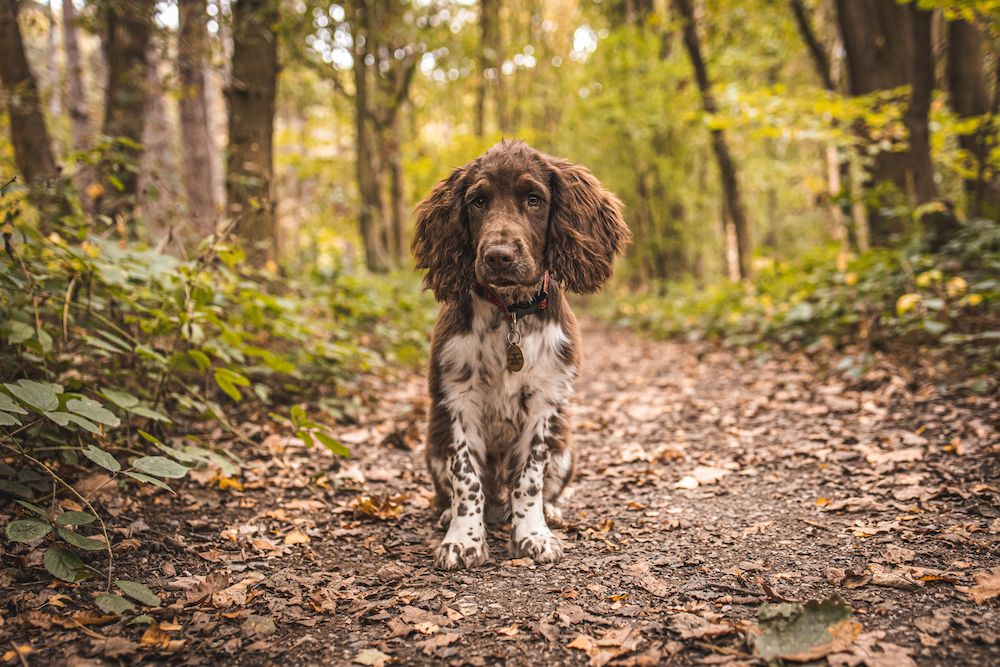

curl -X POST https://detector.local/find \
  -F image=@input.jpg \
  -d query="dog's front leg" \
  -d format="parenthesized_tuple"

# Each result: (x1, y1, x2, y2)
(434, 419, 490, 570)
(509, 414, 563, 563)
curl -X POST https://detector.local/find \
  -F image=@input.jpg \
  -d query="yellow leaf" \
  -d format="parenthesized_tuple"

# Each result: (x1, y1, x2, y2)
(497, 623, 519, 637)
(85, 182, 104, 200)
(815, 497, 830, 507)
(843, 272, 858, 286)
(946, 276, 967, 297)
(217, 476, 244, 491)
(284, 529, 310, 545)
(896, 293, 921, 315)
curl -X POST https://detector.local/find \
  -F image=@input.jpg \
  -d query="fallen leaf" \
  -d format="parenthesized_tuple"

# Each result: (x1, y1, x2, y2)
(354, 648, 392, 666)
(497, 623, 519, 637)
(351, 494, 407, 520)
(284, 529, 311, 545)
(749, 597, 861, 662)
(957, 566, 1000, 604)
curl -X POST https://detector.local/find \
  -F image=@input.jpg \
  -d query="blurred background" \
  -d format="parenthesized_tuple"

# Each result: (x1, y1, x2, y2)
(1, 0, 998, 379)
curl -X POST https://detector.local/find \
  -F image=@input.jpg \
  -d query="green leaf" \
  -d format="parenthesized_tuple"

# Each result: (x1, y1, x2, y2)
(4, 379, 61, 412)
(315, 432, 350, 458)
(43, 547, 90, 582)
(46, 411, 100, 433)
(128, 614, 154, 625)
(128, 405, 171, 422)
(187, 349, 211, 371)
(115, 580, 161, 607)
(124, 471, 175, 493)
(82, 445, 121, 473)
(0, 411, 21, 426)
(132, 456, 188, 479)
(56, 511, 98, 526)
(0, 394, 28, 415)
(66, 397, 121, 427)
(101, 388, 139, 409)
(6, 519, 52, 542)
(15, 500, 48, 517)
(214, 368, 250, 402)
(95, 593, 135, 615)
(6, 320, 34, 344)
(57, 527, 105, 551)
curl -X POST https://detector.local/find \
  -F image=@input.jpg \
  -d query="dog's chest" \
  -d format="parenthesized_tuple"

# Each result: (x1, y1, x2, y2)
(440, 307, 574, 449)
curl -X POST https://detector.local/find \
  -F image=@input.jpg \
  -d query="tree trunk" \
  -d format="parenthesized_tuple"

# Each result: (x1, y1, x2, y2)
(178, 0, 218, 236)
(905, 5, 937, 206)
(350, 0, 390, 272)
(227, 0, 279, 267)
(138, 41, 183, 240)
(0, 0, 69, 223)
(834, 0, 913, 246)
(62, 0, 90, 151)
(946, 19, 998, 218)
(101, 0, 154, 226)
(673, 0, 751, 280)
(789, 0, 861, 251)
(476, 0, 504, 136)
(388, 110, 408, 263)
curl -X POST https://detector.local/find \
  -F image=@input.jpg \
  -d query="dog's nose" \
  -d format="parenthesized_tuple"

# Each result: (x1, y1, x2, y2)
(484, 245, 515, 270)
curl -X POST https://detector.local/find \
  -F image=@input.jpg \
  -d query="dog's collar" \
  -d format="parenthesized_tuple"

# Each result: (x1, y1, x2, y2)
(473, 271, 550, 322)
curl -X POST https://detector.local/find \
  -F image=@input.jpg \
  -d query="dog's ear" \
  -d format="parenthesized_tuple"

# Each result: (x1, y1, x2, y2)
(545, 158, 631, 294)
(412, 166, 473, 302)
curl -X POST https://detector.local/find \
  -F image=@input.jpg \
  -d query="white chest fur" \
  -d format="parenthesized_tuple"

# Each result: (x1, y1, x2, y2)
(438, 297, 575, 454)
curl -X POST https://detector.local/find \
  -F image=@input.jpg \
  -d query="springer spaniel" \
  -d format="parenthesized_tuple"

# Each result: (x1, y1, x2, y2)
(413, 140, 631, 570)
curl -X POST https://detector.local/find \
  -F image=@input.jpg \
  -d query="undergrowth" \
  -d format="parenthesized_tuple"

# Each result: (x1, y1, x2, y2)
(593, 219, 1000, 387)
(0, 184, 435, 595)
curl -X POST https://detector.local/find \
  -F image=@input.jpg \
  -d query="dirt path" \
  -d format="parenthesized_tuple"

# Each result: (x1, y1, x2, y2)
(5, 321, 999, 665)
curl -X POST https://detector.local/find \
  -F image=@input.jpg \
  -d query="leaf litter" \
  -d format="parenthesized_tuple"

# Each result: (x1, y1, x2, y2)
(1, 320, 998, 664)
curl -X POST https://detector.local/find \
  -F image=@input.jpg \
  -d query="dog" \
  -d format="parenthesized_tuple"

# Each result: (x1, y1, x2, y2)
(412, 140, 631, 570)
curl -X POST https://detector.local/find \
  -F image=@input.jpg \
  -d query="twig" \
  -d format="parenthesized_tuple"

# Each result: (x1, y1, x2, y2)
(757, 576, 799, 603)
(0, 176, 16, 194)
(7, 640, 28, 667)
(0, 440, 115, 591)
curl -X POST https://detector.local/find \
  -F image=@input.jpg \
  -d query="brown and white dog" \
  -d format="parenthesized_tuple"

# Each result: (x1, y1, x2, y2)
(413, 140, 631, 570)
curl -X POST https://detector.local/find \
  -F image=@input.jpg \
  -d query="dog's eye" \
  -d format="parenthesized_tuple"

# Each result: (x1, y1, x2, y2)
(472, 196, 486, 209)
(526, 194, 541, 207)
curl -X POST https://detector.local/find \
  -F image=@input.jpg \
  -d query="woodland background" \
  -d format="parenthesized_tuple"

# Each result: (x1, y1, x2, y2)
(0, 0, 999, 658)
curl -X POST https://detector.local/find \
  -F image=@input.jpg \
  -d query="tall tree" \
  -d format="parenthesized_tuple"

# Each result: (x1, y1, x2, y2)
(62, 0, 91, 151)
(946, 19, 998, 217)
(351, 0, 390, 272)
(475, 0, 504, 137)
(673, 0, 752, 280)
(904, 4, 937, 206)
(348, 0, 416, 272)
(227, 0, 279, 266)
(178, 0, 218, 235)
(833, 0, 913, 245)
(788, 0, 862, 251)
(0, 0, 70, 222)
(101, 0, 154, 224)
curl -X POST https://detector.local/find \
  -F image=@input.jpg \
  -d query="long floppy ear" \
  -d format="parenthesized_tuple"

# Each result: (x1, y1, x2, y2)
(546, 158, 632, 293)
(412, 166, 473, 302)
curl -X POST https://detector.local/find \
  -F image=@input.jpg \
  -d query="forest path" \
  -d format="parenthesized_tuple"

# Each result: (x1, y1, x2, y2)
(10, 320, 1000, 666)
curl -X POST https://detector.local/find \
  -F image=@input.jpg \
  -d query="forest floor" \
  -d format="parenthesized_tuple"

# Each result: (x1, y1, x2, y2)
(3, 320, 1000, 666)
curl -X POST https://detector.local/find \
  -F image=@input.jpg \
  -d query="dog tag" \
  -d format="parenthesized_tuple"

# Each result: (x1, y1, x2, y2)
(506, 343, 524, 372)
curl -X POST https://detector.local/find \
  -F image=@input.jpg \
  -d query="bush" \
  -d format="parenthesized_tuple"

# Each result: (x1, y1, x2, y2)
(594, 219, 1000, 381)
(0, 185, 435, 583)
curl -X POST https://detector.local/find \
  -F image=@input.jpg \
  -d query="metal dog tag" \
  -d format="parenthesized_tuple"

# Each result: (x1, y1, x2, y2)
(506, 343, 524, 372)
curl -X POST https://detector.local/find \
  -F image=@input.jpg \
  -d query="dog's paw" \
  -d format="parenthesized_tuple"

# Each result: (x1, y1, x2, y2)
(543, 503, 564, 528)
(510, 530, 563, 563)
(435, 508, 452, 530)
(434, 538, 490, 570)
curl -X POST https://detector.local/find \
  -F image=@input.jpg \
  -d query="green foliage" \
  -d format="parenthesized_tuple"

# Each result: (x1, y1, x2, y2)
(595, 219, 1000, 382)
(0, 191, 436, 586)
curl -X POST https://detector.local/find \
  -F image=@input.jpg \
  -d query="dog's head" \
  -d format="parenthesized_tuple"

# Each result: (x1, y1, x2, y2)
(412, 140, 631, 302)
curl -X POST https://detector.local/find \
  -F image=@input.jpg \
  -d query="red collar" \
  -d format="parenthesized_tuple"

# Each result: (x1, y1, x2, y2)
(473, 271, 550, 321)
